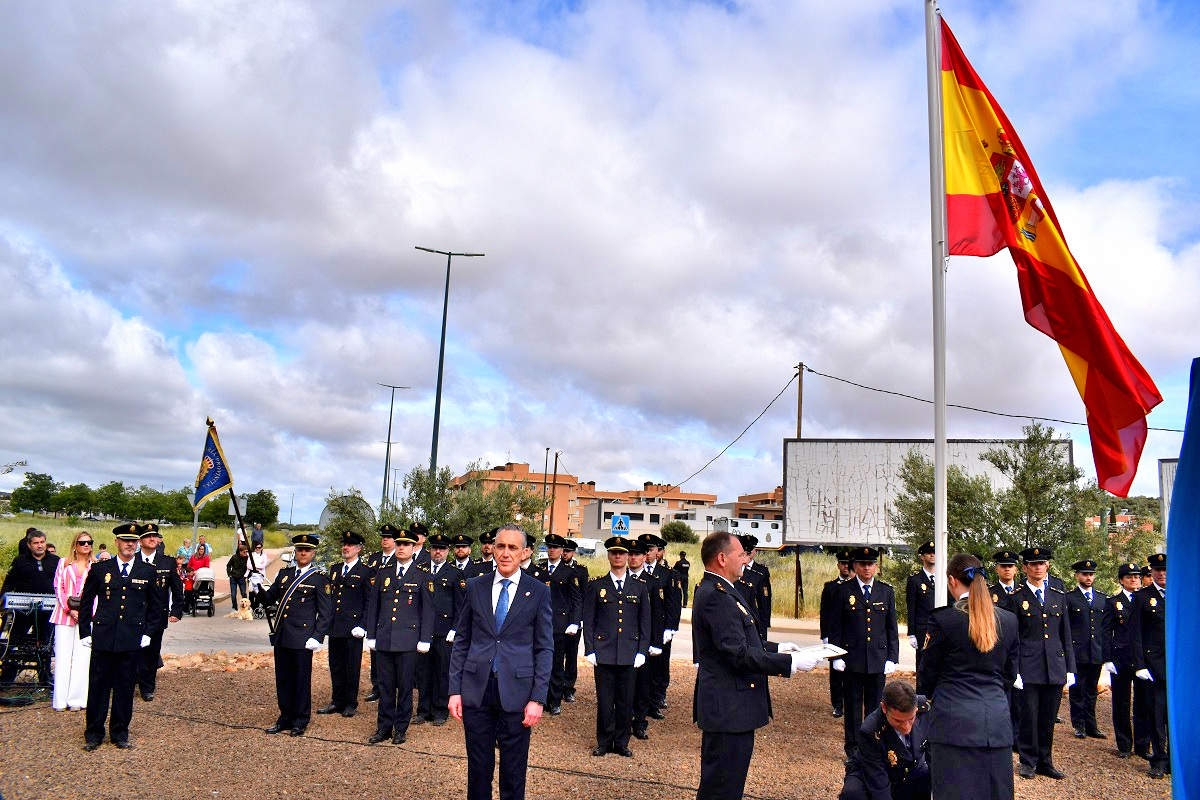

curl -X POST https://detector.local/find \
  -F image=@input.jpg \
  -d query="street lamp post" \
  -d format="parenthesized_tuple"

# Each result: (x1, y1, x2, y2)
(379, 383, 410, 511)
(416, 246, 484, 479)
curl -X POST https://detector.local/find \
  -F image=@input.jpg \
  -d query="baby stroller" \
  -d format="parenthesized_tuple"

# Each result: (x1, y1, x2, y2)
(191, 567, 216, 617)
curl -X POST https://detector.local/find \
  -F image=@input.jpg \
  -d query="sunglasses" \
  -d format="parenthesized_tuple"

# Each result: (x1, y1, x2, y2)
(78, 540, 94, 546)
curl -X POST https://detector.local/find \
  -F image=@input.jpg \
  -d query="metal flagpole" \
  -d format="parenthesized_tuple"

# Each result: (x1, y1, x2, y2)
(925, 0, 949, 608)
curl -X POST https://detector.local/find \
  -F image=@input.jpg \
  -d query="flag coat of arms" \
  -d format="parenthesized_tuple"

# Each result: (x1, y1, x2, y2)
(193, 417, 233, 509)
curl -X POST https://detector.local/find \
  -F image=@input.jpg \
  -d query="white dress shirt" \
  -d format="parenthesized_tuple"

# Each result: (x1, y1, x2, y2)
(492, 569, 523, 614)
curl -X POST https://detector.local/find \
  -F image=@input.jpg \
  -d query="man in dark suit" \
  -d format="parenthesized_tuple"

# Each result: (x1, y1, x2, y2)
(318, 531, 372, 718)
(840, 681, 932, 800)
(561, 539, 588, 702)
(820, 550, 852, 718)
(449, 524, 553, 800)
(1065, 558, 1107, 739)
(0, 528, 59, 687)
(735, 535, 771, 642)
(830, 546, 900, 761)
(78, 523, 164, 750)
(133, 523, 184, 702)
(1012, 545, 1074, 779)
(1130, 552, 1168, 779)
(1102, 562, 1147, 759)
(692, 531, 816, 800)
(539, 533, 582, 715)
(419, 533, 466, 725)
(263, 533, 332, 737)
(905, 541, 936, 671)
(363, 523, 402, 703)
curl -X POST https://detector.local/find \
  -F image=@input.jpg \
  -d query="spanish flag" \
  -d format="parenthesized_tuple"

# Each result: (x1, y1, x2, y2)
(940, 19, 1161, 497)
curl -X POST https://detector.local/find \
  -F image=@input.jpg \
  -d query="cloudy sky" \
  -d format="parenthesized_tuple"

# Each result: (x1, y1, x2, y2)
(1, 0, 1196, 524)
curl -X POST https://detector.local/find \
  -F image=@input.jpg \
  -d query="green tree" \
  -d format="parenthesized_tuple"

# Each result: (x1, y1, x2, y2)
(397, 465, 454, 531)
(56, 483, 94, 517)
(888, 449, 1001, 558)
(10, 472, 58, 513)
(94, 481, 128, 519)
(244, 489, 280, 528)
(125, 485, 166, 521)
(162, 488, 195, 525)
(317, 487, 377, 565)
(659, 520, 698, 544)
(198, 494, 232, 526)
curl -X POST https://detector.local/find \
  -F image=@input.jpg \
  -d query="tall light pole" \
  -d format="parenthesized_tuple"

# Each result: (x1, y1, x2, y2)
(416, 246, 484, 479)
(379, 383, 410, 511)
(540, 447, 550, 537)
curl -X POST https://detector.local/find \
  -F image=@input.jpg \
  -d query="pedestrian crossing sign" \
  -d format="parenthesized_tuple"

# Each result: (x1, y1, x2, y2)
(612, 515, 630, 534)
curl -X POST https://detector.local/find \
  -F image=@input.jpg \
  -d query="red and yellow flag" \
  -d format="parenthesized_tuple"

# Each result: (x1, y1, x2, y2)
(940, 18, 1161, 497)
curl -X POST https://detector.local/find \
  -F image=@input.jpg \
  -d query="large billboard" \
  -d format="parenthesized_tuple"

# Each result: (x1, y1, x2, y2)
(782, 438, 1073, 547)
(1159, 458, 1178, 537)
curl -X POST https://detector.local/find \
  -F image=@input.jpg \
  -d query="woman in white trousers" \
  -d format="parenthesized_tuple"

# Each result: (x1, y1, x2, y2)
(51, 531, 94, 711)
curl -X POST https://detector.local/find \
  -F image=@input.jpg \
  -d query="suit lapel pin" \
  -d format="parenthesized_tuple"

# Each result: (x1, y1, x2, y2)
(524, 591, 531, 597)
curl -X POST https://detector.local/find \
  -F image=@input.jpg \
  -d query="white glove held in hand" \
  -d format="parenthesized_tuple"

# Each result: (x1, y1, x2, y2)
(821, 637, 829, 645)
(305, 637, 321, 651)
(1064, 672, 1076, 688)
(585, 653, 598, 667)
(350, 626, 366, 639)
(365, 639, 376, 651)
(831, 659, 846, 672)
(1135, 668, 1153, 682)
(883, 660, 897, 676)
(790, 653, 819, 675)
(417, 641, 430, 654)
(633, 653, 646, 669)
(80, 636, 92, 649)
(564, 624, 579, 636)
(1102, 661, 1117, 676)
(662, 629, 675, 643)
(1013, 674, 1024, 690)
(140, 635, 151, 648)
(909, 635, 919, 650)
(777, 642, 801, 653)
(446, 630, 456, 643)
(648, 646, 662, 656)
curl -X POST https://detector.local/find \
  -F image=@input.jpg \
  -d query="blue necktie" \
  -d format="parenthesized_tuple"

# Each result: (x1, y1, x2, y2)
(1036, 588, 1043, 605)
(863, 584, 871, 603)
(121, 562, 129, 579)
(1086, 591, 1092, 606)
(616, 579, 623, 593)
(495, 579, 512, 630)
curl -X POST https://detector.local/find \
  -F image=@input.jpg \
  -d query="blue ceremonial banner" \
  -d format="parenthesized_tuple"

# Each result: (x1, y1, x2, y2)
(1167, 356, 1199, 797)
(193, 417, 234, 509)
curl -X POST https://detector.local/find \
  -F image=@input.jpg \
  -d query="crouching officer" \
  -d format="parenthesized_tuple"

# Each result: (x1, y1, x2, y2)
(840, 681, 931, 800)
(318, 531, 371, 718)
(263, 533, 331, 737)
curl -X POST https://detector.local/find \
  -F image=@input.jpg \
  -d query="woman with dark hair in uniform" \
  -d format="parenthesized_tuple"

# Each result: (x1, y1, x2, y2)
(917, 553, 1019, 800)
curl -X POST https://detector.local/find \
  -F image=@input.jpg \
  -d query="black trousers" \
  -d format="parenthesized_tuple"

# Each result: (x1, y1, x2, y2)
(1110, 666, 1135, 752)
(842, 671, 884, 757)
(1007, 686, 1021, 746)
(547, 631, 570, 707)
(632, 658, 655, 731)
(1145, 673, 1169, 770)
(370, 648, 379, 695)
(594, 663, 635, 750)
(328, 635, 364, 711)
(1134, 671, 1152, 755)
(1017, 682, 1062, 769)
(136, 627, 166, 696)
(376, 649, 416, 737)
(912, 629, 927, 674)
(829, 667, 844, 712)
(564, 632, 581, 693)
(697, 729, 754, 800)
(85, 649, 138, 744)
(1068, 663, 1102, 732)
(420, 636, 452, 721)
(416, 649, 431, 717)
(651, 641, 671, 706)
(928, 743, 1009, 800)
(273, 646, 314, 730)
(842, 761, 931, 800)
(463, 672, 531, 800)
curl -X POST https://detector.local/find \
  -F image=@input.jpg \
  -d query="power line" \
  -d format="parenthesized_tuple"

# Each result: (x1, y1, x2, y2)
(803, 365, 1184, 433)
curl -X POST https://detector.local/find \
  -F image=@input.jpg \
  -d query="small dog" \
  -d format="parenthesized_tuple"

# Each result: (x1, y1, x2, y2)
(226, 597, 254, 621)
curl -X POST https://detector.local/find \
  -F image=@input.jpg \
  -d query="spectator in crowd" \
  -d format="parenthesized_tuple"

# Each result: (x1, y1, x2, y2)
(251, 523, 265, 548)
(248, 542, 269, 595)
(227, 543, 249, 612)
(1, 529, 61, 686)
(17, 526, 38, 556)
(97, 543, 112, 561)
(196, 534, 211, 558)
(188, 544, 211, 573)
(176, 538, 193, 559)
(46, 543, 57, 556)
(51, 531, 95, 711)
(179, 555, 196, 614)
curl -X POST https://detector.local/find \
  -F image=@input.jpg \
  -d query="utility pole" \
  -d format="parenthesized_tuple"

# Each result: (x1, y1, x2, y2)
(541, 447, 550, 537)
(547, 452, 560, 537)
(794, 362, 805, 617)
(379, 383, 409, 512)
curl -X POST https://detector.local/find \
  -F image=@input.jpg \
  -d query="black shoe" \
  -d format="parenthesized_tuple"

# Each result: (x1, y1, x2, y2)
(648, 708, 665, 720)
(658, 700, 669, 709)
(547, 705, 562, 716)
(1017, 765, 1036, 780)
(265, 724, 290, 735)
(365, 691, 380, 702)
(592, 746, 608, 756)
(632, 727, 649, 740)
(431, 717, 447, 726)
(83, 741, 102, 752)
(832, 708, 844, 718)
(1149, 768, 1164, 780)
(1117, 751, 1132, 759)
(391, 734, 406, 745)
(368, 731, 390, 744)
(1054, 716, 1063, 724)
(612, 745, 634, 757)
(1074, 728, 1087, 739)
(141, 692, 155, 702)
(1136, 749, 1151, 761)
(289, 727, 306, 737)
(341, 707, 357, 718)
(317, 704, 340, 715)
(1035, 765, 1065, 779)
(113, 740, 132, 750)
(1087, 730, 1107, 739)
(564, 692, 576, 703)
(410, 716, 427, 725)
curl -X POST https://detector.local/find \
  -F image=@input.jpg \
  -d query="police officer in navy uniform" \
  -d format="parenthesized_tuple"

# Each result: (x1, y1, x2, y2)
(520, 534, 550, 584)
(641, 533, 680, 713)
(263, 533, 331, 737)
(840, 682, 932, 800)
(134, 522, 184, 702)
(363, 523, 402, 703)
(318, 531, 371, 718)
(418, 533, 466, 725)
(364, 525, 434, 744)
(829, 546, 900, 761)
(1102, 562, 1147, 759)
(451, 532, 475, 572)
(464, 529, 498, 580)
(410, 521, 432, 566)
(1065, 558, 1107, 739)
(628, 537, 665, 740)
(735, 535, 771, 642)
(1012, 545, 1074, 779)
(821, 550, 853, 718)
(78, 523, 164, 750)
(583, 536, 650, 757)
(987, 549, 1022, 746)
(1130, 552, 1168, 779)
(540, 533, 582, 715)
(905, 541, 936, 671)
(561, 539, 588, 703)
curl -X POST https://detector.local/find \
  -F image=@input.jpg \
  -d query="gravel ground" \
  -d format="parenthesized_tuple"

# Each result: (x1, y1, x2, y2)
(0, 658, 1170, 800)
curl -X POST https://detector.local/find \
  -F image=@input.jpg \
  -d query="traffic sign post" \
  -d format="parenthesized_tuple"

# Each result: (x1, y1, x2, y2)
(611, 515, 630, 535)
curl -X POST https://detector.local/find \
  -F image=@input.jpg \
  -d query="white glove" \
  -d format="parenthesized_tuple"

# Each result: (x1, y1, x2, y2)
(305, 637, 321, 651)
(80, 636, 92, 649)
(1135, 668, 1153, 682)
(648, 646, 662, 656)
(1102, 661, 1117, 676)
(446, 630, 456, 643)
(821, 637, 829, 645)
(883, 660, 897, 676)
(585, 652, 597, 667)
(790, 653, 819, 675)
(350, 626, 366, 639)
(564, 624, 579, 635)
(140, 635, 151, 648)
(417, 641, 430, 654)
(662, 629, 675, 643)
(831, 659, 846, 672)
(633, 653, 646, 669)
(365, 638, 376, 651)
(1013, 674, 1024, 690)
(1064, 672, 1076, 688)
(777, 642, 801, 653)
(909, 635, 919, 650)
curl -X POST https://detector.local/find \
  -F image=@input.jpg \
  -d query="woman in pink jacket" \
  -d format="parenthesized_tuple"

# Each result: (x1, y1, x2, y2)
(51, 531, 95, 711)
